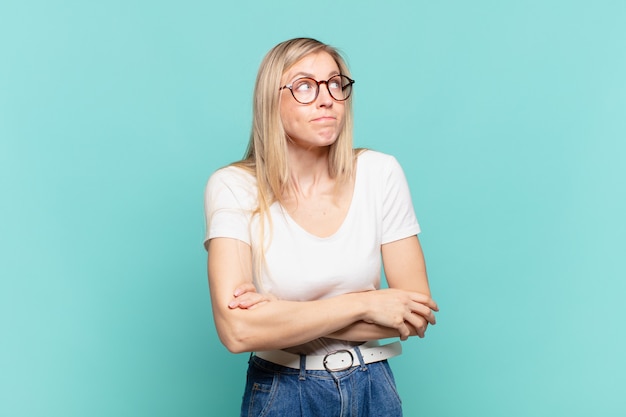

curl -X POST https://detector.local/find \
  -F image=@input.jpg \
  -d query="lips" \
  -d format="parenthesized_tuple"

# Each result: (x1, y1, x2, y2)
(311, 115, 336, 122)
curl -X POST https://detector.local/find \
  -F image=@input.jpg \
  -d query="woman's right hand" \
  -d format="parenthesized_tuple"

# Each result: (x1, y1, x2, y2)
(228, 283, 278, 310)
(359, 289, 438, 340)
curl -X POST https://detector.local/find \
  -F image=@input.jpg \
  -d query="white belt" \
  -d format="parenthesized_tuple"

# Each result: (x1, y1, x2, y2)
(254, 341, 402, 372)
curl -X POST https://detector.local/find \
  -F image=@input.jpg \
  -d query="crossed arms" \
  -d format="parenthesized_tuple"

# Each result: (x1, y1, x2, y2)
(207, 234, 438, 353)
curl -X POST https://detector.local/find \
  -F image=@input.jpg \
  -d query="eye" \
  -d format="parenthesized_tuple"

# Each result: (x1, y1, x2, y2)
(293, 78, 315, 92)
(328, 78, 342, 90)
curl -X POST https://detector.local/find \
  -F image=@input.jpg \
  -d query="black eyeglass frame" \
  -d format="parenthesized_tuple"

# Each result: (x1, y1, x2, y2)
(279, 75, 355, 104)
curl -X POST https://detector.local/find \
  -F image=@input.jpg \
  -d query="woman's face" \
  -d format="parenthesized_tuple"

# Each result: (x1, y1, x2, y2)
(279, 51, 345, 152)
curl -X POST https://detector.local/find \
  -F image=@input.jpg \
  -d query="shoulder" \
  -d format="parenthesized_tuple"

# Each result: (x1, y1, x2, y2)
(356, 149, 403, 173)
(356, 150, 412, 194)
(207, 165, 256, 190)
(205, 165, 258, 208)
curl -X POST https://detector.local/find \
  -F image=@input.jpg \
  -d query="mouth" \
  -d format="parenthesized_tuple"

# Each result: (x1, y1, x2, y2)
(311, 116, 336, 122)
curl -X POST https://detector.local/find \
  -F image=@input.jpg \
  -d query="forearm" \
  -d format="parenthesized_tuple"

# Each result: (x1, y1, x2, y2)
(326, 321, 405, 342)
(208, 238, 369, 353)
(214, 292, 368, 353)
(210, 237, 436, 352)
(221, 288, 436, 350)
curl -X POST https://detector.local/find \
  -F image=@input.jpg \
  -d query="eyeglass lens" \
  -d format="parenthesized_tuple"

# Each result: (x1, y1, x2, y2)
(290, 75, 352, 104)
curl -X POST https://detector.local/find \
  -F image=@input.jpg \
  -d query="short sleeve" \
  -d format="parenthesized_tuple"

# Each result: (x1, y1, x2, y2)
(381, 156, 421, 244)
(203, 167, 257, 250)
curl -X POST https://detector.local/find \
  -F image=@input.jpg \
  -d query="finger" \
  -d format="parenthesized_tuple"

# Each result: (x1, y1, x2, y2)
(246, 300, 269, 310)
(229, 298, 266, 309)
(233, 293, 268, 309)
(233, 282, 257, 297)
(409, 302, 437, 325)
(405, 322, 423, 338)
(398, 323, 410, 341)
(405, 315, 427, 338)
(417, 321, 428, 338)
(228, 293, 256, 308)
(410, 293, 439, 311)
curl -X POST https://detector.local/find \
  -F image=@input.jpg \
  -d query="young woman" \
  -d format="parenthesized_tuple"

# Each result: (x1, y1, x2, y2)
(204, 37, 438, 417)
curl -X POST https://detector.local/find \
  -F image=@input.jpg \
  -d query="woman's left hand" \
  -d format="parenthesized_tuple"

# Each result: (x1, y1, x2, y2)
(228, 283, 277, 309)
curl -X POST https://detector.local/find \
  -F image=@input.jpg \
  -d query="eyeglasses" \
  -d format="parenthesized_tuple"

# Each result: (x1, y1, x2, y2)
(279, 75, 355, 104)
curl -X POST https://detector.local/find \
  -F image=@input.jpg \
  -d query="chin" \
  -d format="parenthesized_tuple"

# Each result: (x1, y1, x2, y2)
(289, 135, 339, 150)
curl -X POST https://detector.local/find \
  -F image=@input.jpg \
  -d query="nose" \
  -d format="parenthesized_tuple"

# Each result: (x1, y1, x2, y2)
(315, 81, 333, 107)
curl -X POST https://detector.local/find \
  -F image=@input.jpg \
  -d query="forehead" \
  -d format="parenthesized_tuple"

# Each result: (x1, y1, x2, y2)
(282, 51, 340, 81)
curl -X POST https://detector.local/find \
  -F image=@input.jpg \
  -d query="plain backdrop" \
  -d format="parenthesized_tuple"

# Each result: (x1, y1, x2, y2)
(1, 1, 625, 416)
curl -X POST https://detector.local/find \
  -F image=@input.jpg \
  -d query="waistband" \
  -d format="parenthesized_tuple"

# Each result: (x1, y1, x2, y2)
(254, 341, 402, 372)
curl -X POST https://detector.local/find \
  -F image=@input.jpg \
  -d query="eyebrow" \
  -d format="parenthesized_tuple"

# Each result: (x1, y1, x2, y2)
(288, 70, 341, 81)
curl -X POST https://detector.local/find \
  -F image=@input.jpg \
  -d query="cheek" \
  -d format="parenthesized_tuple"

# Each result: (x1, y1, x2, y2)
(336, 106, 346, 127)
(280, 105, 305, 134)
(279, 100, 291, 128)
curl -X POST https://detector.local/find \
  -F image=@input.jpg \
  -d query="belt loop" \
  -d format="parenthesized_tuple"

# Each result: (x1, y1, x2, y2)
(353, 346, 367, 371)
(298, 354, 306, 380)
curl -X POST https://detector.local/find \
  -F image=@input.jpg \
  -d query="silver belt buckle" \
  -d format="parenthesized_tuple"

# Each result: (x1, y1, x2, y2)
(323, 349, 354, 372)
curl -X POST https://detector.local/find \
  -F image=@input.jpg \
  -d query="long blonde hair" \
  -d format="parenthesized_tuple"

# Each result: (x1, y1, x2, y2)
(233, 37, 357, 283)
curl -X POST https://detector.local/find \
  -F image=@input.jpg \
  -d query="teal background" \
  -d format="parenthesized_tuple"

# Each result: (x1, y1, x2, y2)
(1, 0, 625, 416)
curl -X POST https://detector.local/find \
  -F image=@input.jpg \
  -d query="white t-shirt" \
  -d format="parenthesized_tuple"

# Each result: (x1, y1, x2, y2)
(204, 150, 420, 354)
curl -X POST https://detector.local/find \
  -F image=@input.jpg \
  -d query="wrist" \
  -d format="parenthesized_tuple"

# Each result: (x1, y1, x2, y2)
(344, 291, 371, 323)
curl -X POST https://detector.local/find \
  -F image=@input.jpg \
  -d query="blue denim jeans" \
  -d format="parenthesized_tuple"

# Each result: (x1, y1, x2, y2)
(240, 347, 403, 417)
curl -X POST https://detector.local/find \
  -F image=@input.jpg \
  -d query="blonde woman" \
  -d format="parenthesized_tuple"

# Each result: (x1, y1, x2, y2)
(204, 37, 438, 417)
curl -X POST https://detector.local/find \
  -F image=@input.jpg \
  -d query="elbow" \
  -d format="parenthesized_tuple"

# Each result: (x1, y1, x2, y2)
(217, 321, 257, 354)
(221, 337, 248, 354)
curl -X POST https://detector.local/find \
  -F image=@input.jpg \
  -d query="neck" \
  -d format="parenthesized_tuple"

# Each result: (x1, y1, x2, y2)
(285, 143, 332, 198)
